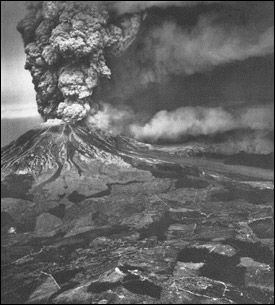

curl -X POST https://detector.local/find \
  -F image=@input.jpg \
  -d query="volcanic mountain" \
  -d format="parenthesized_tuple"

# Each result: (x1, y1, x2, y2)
(1, 120, 274, 304)
(1, 120, 155, 205)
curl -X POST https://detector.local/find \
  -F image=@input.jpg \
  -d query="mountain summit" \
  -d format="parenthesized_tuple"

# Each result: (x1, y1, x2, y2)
(1, 120, 154, 204)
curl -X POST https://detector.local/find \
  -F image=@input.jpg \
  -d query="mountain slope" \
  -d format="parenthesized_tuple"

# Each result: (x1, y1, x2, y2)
(1, 120, 141, 176)
(1, 120, 157, 207)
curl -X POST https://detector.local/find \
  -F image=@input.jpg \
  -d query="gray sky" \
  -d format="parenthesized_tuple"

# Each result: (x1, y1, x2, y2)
(1, 1, 38, 118)
(1, 1, 42, 146)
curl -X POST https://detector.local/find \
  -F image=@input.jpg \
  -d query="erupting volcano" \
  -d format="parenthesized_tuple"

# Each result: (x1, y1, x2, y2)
(1, 1, 274, 304)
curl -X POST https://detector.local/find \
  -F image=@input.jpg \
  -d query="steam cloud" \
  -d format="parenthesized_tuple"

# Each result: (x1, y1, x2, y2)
(130, 104, 274, 142)
(87, 102, 136, 135)
(17, 1, 141, 122)
(84, 102, 274, 153)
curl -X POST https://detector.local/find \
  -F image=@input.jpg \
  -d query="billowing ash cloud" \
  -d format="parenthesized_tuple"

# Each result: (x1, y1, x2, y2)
(17, 1, 141, 122)
(104, 3, 274, 100)
(130, 104, 274, 142)
(87, 102, 135, 135)
(87, 102, 151, 135)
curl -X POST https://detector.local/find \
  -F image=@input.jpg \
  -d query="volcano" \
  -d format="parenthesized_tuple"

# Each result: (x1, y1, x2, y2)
(1, 119, 147, 179)
(1, 121, 274, 304)
(1, 120, 155, 208)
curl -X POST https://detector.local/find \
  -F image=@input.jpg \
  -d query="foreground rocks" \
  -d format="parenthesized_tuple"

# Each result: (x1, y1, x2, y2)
(1, 165, 274, 304)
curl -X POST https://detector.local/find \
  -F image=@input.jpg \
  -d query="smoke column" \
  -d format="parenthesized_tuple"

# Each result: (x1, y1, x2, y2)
(17, 1, 141, 123)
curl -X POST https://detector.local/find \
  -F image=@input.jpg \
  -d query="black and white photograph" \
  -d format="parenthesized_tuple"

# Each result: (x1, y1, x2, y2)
(1, 1, 274, 304)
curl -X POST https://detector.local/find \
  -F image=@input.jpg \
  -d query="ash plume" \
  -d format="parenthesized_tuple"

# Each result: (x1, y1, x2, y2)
(17, 1, 141, 123)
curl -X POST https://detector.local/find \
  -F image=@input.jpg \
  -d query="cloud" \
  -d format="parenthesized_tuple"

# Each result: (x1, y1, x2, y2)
(1, 103, 39, 119)
(130, 104, 274, 141)
(87, 102, 147, 135)
(146, 18, 273, 80)
(86, 102, 274, 154)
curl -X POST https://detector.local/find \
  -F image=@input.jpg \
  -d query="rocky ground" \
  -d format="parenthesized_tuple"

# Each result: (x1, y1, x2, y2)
(1, 123, 274, 304)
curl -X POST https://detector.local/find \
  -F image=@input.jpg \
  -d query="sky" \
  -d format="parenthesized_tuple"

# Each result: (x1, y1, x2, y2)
(1, 1, 274, 148)
(1, 1, 42, 146)
(1, 1, 38, 118)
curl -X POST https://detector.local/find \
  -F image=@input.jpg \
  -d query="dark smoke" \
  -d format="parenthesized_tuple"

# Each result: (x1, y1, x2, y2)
(17, 1, 141, 122)
(99, 1, 274, 102)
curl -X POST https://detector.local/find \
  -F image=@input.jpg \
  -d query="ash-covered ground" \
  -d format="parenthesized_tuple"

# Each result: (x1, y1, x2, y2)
(1, 1, 274, 304)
